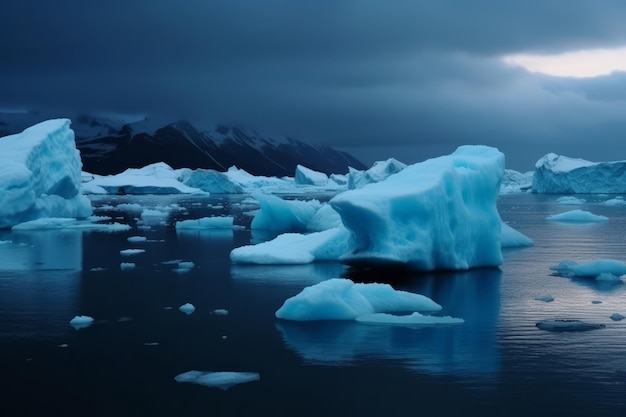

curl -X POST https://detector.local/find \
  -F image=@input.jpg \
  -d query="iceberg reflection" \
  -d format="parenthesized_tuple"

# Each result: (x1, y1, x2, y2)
(276, 268, 502, 380)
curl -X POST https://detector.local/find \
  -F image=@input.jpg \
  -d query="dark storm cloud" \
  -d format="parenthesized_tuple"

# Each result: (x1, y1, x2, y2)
(2, 0, 626, 170)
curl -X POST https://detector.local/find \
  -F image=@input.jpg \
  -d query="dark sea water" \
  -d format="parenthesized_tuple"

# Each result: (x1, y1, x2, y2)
(2, 193, 626, 416)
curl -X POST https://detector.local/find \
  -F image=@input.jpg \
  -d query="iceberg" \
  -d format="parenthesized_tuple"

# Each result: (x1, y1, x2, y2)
(250, 194, 320, 232)
(174, 370, 260, 390)
(348, 158, 406, 189)
(306, 204, 343, 232)
(500, 169, 533, 193)
(532, 153, 626, 193)
(330, 145, 505, 270)
(231, 227, 351, 264)
(0, 119, 93, 228)
(178, 168, 244, 193)
(550, 259, 626, 278)
(275, 278, 442, 321)
(295, 164, 329, 186)
(179, 302, 196, 315)
(175, 216, 234, 229)
(69, 315, 94, 330)
(546, 209, 608, 222)
(500, 222, 534, 248)
(556, 196, 586, 205)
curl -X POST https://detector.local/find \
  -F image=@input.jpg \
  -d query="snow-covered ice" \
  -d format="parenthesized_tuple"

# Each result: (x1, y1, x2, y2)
(275, 278, 442, 321)
(546, 210, 608, 222)
(179, 303, 196, 314)
(295, 165, 329, 186)
(550, 259, 626, 278)
(330, 145, 505, 270)
(174, 370, 260, 390)
(175, 216, 234, 229)
(0, 119, 92, 228)
(533, 153, 626, 194)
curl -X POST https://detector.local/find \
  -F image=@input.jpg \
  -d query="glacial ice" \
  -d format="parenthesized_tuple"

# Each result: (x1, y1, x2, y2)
(546, 209, 608, 222)
(533, 153, 626, 193)
(174, 370, 260, 390)
(179, 303, 196, 315)
(0, 119, 93, 228)
(178, 168, 244, 193)
(11, 217, 131, 232)
(175, 216, 234, 229)
(500, 222, 534, 248)
(250, 194, 320, 232)
(500, 169, 533, 193)
(550, 259, 626, 278)
(306, 204, 343, 232)
(295, 164, 329, 186)
(330, 145, 505, 270)
(120, 249, 145, 256)
(275, 278, 442, 321)
(348, 158, 406, 189)
(69, 315, 94, 330)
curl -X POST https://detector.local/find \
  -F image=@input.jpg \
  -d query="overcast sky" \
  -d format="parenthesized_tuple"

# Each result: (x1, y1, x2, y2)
(2, 0, 626, 170)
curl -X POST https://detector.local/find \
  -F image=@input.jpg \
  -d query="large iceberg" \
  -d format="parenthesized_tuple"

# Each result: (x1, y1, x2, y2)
(348, 158, 406, 189)
(330, 145, 505, 270)
(532, 153, 626, 193)
(0, 119, 92, 228)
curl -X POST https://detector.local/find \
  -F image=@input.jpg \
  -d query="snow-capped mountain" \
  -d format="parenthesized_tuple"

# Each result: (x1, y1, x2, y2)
(0, 111, 366, 176)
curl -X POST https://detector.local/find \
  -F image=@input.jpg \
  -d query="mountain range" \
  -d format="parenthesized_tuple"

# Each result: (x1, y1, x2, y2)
(0, 112, 366, 177)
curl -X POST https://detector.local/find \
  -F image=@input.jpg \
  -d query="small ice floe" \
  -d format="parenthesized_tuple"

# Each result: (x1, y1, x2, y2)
(179, 303, 196, 315)
(163, 306, 173, 310)
(546, 209, 608, 223)
(120, 262, 136, 270)
(89, 267, 107, 272)
(175, 216, 234, 229)
(535, 295, 554, 302)
(550, 259, 626, 278)
(143, 342, 159, 346)
(172, 261, 195, 273)
(127, 236, 147, 243)
(120, 249, 146, 256)
(57, 343, 69, 348)
(355, 312, 464, 326)
(536, 319, 605, 332)
(602, 197, 626, 206)
(88, 215, 114, 222)
(211, 309, 229, 316)
(556, 196, 586, 205)
(174, 370, 260, 390)
(69, 315, 94, 330)
(610, 313, 625, 321)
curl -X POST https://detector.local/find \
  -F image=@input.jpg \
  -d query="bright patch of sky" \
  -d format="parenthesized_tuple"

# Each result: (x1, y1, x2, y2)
(504, 46, 626, 78)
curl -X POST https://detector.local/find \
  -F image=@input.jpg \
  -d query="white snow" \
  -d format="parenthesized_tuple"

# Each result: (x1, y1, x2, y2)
(355, 312, 464, 325)
(330, 145, 505, 270)
(179, 303, 196, 315)
(0, 119, 93, 228)
(174, 370, 259, 390)
(546, 209, 608, 222)
(275, 278, 442, 321)
(231, 227, 350, 264)
(348, 158, 406, 189)
(550, 259, 626, 278)
(533, 153, 626, 193)
(175, 216, 234, 229)
(295, 165, 329, 186)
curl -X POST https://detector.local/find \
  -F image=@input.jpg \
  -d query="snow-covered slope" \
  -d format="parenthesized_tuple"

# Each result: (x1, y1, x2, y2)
(0, 119, 92, 228)
(532, 153, 626, 193)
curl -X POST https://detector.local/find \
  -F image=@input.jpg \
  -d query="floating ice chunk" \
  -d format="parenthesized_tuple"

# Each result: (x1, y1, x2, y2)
(115, 203, 142, 212)
(0, 119, 93, 228)
(177, 261, 195, 269)
(230, 227, 350, 264)
(500, 169, 533, 193)
(556, 196, 586, 205)
(251, 194, 320, 232)
(536, 319, 605, 332)
(120, 262, 136, 270)
(331, 145, 504, 270)
(212, 309, 229, 316)
(546, 210, 608, 222)
(127, 236, 147, 243)
(535, 295, 554, 302)
(69, 315, 94, 330)
(179, 303, 196, 315)
(89, 267, 107, 272)
(175, 216, 234, 229)
(275, 278, 441, 321)
(174, 370, 260, 390)
(356, 312, 464, 325)
(550, 259, 626, 278)
(533, 153, 626, 193)
(120, 249, 145, 256)
(295, 165, 329, 186)
(348, 158, 406, 189)
(179, 168, 244, 193)
(161, 259, 183, 265)
(596, 272, 622, 282)
(610, 313, 625, 321)
(602, 197, 626, 206)
(500, 222, 534, 248)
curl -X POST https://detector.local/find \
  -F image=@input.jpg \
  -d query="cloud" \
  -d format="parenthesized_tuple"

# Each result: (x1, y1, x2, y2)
(2, 1, 626, 170)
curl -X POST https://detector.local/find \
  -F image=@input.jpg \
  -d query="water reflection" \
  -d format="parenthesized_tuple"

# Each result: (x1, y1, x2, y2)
(276, 268, 502, 381)
(231, 262, 348, 286)
(0, 229, 82, 270)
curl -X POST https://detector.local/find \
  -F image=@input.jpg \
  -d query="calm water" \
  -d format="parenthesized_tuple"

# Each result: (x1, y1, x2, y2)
(2, 193, 626, 416)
